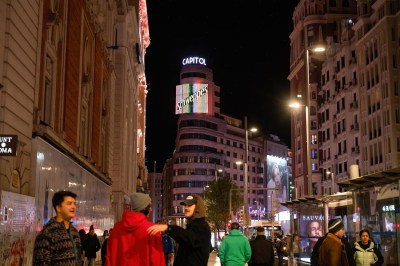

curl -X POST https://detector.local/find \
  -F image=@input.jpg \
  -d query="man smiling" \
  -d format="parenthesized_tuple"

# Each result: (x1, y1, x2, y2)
(148, 194, 211, 266)
(33, 190, 82, 266)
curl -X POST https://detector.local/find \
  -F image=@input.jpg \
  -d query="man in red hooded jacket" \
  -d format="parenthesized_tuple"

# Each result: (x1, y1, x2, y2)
(105, 193, 165, 266)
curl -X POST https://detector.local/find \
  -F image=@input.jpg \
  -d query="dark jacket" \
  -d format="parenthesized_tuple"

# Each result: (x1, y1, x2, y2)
(318, 233, 349, 266)
(101, 238, 108, 257)
(312, 233, 355, 266)
(83, 233, 100, 258)
(33, 217, 82, 266)
(249, 235, 274, 266)
(166, 196, 211, 266)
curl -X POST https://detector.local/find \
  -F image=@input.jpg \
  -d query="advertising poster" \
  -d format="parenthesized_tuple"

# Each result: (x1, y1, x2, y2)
(266, 155, 289, 212)
(299, 214, 324, 258)
(175, 83, 209, 114)
(0, 191, 35, 266)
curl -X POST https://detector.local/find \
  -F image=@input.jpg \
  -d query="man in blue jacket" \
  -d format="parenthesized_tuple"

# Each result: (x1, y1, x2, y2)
(219, 222, 251, 266)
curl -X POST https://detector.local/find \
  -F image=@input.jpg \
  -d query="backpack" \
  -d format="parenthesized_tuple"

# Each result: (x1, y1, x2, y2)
(275, 241, 287, 255)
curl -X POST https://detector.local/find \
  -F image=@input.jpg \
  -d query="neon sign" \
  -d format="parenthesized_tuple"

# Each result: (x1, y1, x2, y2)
(382, 205, 395, 212)
(182, 57, 206, 66)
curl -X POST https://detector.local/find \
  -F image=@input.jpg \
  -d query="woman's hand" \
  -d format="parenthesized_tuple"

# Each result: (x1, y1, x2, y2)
(147, 224, 168, 235)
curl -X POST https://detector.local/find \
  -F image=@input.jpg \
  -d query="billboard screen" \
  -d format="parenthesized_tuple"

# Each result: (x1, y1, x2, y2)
(266, 155, 289, 212)
(175, 83, 208, 114)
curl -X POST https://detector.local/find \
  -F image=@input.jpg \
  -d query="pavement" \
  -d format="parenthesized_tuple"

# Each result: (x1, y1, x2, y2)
(94, 251, 311, 266)
(208, 250, 311, 266)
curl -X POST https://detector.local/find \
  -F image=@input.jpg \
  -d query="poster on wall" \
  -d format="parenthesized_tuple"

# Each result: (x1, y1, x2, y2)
(0, 191, 35, 266)
(266, 155, 289, 212)
(299, 214, 324, 258)
(176, 83, 209, 114)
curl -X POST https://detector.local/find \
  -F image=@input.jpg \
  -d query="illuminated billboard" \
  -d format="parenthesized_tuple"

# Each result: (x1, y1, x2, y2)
(266, 155, 289, 212)
(175, 83, 209, 114)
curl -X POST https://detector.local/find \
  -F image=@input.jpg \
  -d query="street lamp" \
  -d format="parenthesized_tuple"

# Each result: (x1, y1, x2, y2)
(236, 116, 257, 232)
(326, 170, 335, 194)
(214, 163, 223, 181)
(290, 43, 325, 196)
(203, 185, 209, 200)
(244, 116, 257, 230)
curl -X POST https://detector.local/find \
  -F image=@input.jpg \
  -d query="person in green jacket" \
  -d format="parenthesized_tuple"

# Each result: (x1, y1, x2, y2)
(219, 222, 251, 266)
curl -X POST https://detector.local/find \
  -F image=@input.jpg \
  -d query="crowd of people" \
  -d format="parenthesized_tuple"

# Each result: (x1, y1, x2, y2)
(31, 190, 385, 266)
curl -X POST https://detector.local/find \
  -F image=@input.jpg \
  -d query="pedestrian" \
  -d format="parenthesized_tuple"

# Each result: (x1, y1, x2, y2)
(106, 193, 165, 266)
(352, 229, 383, 266)
(147, 194, 212, 266)
(248, 226, 274, 266)
(162, 232, 175, 266)
(33, 190, 82, 265)
(318, 218, 349, 266)
(275, 235, 287, 266)
(218, 222, 251, 266)
(292, 233, 300, 258)
(79, 229, 87, 265)
(83, 225, 101, 266)
(311, 231, 355, 266)
(100, 230, 109, 266)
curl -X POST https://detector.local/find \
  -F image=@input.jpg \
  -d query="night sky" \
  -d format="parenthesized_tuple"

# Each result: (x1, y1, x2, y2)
(145, 0, 298, 171)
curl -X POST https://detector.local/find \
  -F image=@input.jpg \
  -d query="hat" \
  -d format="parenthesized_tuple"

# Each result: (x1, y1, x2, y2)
(328, 219, 344, 233)
(180, 195, 198, 206)
(89, 225, 94, 231)
(130, 193, 151, 211)
(256, 227, 265, 232)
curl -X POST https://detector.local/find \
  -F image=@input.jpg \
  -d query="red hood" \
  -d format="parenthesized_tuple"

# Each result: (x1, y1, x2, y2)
(121, 211, 148, 232)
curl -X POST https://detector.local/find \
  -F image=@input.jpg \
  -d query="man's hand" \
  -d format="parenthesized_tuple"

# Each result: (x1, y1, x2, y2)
(147, 224, 168, 235)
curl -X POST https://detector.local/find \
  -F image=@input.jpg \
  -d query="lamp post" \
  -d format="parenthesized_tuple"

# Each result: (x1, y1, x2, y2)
(204, 185, 209, 200)
(290, 38, 325, 196)
(305, 48, 313, 196)
(214, 163, 222, 181)
(243, 116, 257, 232)
(326, 170, 335, 194)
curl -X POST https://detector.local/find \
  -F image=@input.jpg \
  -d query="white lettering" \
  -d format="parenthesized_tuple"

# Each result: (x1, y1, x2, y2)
(176, 87, 208, 111)
(301, 215, 323, 221)
(0, 148, 12, 153)
(182, 57, 206, 66)
(0, 137, 12, 142)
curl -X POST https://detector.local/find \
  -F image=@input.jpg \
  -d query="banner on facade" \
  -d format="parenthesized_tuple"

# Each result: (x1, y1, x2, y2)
(0, 135, 18, 156)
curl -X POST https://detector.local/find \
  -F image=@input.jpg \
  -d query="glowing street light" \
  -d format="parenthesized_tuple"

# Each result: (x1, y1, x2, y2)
(236, 116, 258, 232)
(289, 42, 325, 196)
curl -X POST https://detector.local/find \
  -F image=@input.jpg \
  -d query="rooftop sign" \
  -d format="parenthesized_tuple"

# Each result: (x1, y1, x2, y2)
(182, 57, 206, 66)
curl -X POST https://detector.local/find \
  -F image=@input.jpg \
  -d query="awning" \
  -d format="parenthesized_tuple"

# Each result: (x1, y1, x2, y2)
(280, 192, 353, 208)
(337, 167, 400, 191)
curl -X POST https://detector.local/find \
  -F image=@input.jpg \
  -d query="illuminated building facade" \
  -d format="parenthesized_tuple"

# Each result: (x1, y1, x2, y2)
(169, 58, 289, 226)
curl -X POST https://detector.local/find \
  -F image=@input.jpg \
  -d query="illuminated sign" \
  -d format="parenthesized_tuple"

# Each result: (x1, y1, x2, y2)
(182, 57, 206, 66)
(382, 205, 395, 212)
(301, 215, 324, 221)
(0, 135, 17, 156)
(176, 84, 208, 114)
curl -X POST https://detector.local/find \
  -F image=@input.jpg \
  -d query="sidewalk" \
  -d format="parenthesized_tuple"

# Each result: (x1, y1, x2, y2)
(207, 251, 310, 266)
(208, 250, 220, 266)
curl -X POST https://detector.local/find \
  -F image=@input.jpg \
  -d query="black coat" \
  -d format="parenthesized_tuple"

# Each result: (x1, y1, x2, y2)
(83, 233, 100, 259)
(167, 218, 211, 266)
(249, 235, 275, 266)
